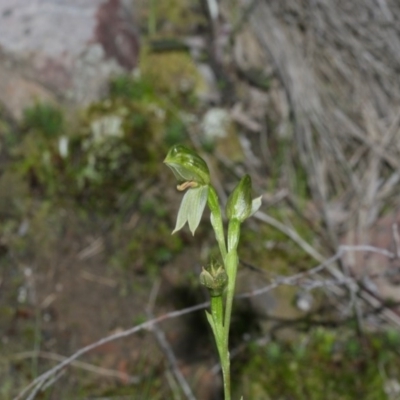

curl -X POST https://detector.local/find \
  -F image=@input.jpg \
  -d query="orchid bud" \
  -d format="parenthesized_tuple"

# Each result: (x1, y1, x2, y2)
(226, 175, 262, 223)
(200, 261, 228, 297)
(164, 144, 210, 186)
(226, 174, 253, 222)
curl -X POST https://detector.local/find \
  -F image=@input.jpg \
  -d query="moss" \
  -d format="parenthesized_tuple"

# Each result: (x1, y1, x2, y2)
(81, 98, 162, 163)
(3, 44, 202, 213)
(239, 207, 316, 276)
(0, 113, 13, 154)
(0, 170, 30, 218)
(141, 0, 205, 36)
(21, 103, 64, 138)
(6, 91, 169, 212)
(139, 49, 205, 103)
(235, 328, 400, 400)
(164, 117, 186, 146)
(109, 74, 155, 101)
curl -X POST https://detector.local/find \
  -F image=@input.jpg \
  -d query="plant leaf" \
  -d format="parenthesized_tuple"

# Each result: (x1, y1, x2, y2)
(205, 310, 217, 337)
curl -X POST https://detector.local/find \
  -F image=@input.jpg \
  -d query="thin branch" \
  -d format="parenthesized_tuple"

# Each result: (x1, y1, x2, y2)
(254, 210, 325, 263)
(146, 281, 197, 400)
(392, 222, 400, 258)
(10, 351, 140, 383)
(236, 251, 342, 299)
(149, 318, 196, 400)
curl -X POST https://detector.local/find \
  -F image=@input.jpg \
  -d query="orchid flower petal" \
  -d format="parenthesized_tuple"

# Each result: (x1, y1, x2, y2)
(187, 185, 208, 235)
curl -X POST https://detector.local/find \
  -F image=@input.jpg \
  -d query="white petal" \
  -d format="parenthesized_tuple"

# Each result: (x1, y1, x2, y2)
(249, 196, 262, 217)
(172, 190, 191, 234)
(187, 185, 208, 235)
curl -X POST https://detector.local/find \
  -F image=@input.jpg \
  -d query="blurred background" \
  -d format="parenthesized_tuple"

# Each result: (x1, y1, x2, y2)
(1, 0, 400, 399)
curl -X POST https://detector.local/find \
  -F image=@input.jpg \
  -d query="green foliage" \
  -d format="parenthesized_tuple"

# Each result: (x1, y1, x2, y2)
(74, 98, 163, 205)
(109, 74, 155, 101)
(3, 50, 203, 212)
(4, 68, 195, 212)
(237, 328, 400, 400)
(239, 208, 315, 276)
(164, 117, 186, 145)
(0, 170, 30, 218)
(22, 103, 64, 138)
(111, 217, 183, 275)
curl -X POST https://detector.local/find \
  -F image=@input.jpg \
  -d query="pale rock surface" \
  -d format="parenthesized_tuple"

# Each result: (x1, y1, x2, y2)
(343, 210, 400, 304)
(0, 0, 139, 119)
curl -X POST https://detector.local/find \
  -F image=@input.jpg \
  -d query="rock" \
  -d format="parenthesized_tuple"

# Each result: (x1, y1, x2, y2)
(342, 210, 400, 304)
(201, 107, 245, 162)
(0, 0, 139, 119)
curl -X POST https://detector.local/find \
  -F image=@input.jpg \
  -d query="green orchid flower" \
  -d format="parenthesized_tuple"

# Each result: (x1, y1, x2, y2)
(164, 144, 211, 235)
(172, 184, 208, 235)
(164, 144, 210, 185)
(165, 144, 261, 400)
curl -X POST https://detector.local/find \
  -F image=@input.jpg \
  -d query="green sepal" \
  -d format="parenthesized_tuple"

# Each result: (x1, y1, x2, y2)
(226, 174, 252, 222)
(164, 144, 210, 185)
(199, 262, 228, 297)
(172, 185, 208, 235)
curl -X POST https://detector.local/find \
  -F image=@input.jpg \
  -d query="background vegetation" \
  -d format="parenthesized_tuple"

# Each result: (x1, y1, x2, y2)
(1, 0, 400, 399)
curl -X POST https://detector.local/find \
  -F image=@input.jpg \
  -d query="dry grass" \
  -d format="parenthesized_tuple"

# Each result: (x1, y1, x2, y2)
(221, 0, 400, 242)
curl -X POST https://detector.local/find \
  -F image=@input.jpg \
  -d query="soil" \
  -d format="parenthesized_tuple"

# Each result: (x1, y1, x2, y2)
(0, 195, 227, 399)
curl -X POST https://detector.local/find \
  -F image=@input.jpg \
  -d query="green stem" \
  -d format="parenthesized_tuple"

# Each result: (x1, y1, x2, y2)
(208, 186, 227, 259)
(224, 219, 241, 336)
(210, 295, 230, 400)
(210, 296, 224, 340)
(220, 220, 241, 400)
(227, 218, 241, 254)
(207, 192, 242, 400)
(223, 251, 239, 338)
(221, 352, 231, 400)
